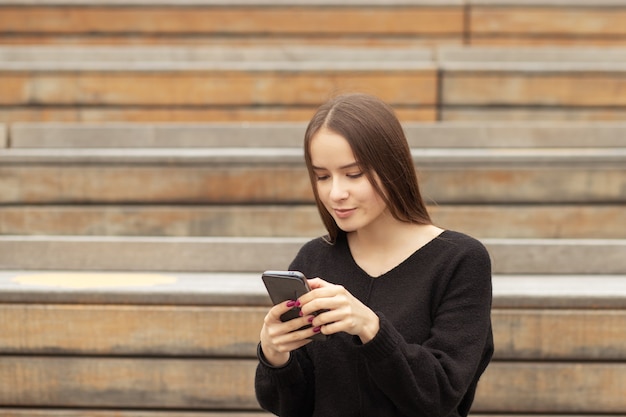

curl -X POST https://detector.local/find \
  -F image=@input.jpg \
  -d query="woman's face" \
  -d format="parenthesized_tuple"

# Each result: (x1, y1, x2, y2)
(309, 128, 389, 234)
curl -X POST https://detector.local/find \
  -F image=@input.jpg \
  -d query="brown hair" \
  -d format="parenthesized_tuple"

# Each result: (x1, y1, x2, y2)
(304, 93, 432, 243)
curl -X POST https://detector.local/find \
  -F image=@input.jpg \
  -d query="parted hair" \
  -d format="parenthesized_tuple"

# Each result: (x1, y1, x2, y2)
(304, 93, 432, 243)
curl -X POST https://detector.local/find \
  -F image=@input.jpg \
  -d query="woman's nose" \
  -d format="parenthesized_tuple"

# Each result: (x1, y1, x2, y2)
(329, 178, 349, 201)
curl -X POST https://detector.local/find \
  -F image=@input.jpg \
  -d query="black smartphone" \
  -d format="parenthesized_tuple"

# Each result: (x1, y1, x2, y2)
(261, 270, 327, 341)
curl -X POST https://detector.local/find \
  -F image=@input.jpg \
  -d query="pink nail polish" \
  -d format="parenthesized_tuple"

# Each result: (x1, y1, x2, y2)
(286, 300, 296, 307)
(307, 316, 315, 323)
(313, 326, 321, 333)
(298, 310, 303, 317)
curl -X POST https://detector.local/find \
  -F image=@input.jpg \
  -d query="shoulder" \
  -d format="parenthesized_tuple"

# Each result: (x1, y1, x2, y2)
(289, 235, 337, 268)
(428, 230, 492, 278)
(289, 234, 351, 277)
(435, 230, 490, 258)
(295, 235, 335, 256)
(428, 231, 492, 302)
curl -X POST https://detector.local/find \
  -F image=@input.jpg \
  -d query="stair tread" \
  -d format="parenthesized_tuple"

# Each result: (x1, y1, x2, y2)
(9, 121, 626, 148)
(1, 147, 625, 165)
(1, 236, 624, 274)
(0, 45, 435, 71)
(0, 270, 624, 308)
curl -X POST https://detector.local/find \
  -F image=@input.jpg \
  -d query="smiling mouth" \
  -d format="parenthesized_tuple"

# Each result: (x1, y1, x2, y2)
(333, 208, 355, 218)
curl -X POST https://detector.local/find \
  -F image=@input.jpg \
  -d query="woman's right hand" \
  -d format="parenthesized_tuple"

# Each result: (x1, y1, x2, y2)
(259, 300, 315, 366)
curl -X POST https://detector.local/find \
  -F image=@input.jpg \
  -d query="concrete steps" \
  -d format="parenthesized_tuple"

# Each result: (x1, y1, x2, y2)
(439, 46, 626, 121)
(4, 355, 622, 413)
(1, 1, 626, 416)
(0, 45, 438, 123)
(469, 1, 626, 46)
(6, 45, 626, 122)
(1, 121, 624, 239)
(8, 120, 626, 148)
(0, 0, 465, 48)
(1, 127, 625, 205)
(1, 120, 625, 415)
(2, 271, 625, 310)
(0, 270, 624, 414)
(2, 0, 626, 48)
(1, 148, 623, 204)
(3, 204, 625, 239)
(1, 235, 625, 275)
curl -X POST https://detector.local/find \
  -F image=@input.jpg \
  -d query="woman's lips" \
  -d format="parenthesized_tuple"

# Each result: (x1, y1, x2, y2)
(333, 208, 356, 219)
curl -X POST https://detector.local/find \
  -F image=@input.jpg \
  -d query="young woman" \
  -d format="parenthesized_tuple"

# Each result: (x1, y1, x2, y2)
(255, 93, 494, 417)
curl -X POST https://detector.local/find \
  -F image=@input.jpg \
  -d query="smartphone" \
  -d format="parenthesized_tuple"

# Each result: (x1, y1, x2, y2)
(261, 270, 327, 341)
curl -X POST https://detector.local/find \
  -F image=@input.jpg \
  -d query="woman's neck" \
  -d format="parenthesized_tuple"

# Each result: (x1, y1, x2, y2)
(347, 218, 444, 277)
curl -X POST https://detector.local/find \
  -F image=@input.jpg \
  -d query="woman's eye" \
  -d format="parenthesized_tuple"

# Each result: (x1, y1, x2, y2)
(347, 172, 363, 179)
(316, 175, 330, 181)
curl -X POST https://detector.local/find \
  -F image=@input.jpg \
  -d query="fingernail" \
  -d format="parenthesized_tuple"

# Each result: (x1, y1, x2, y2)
(313, 326, 321, 333)
(307, 316, 315, 323)
(294, 299, 301, 307)
(298, 310, 303, 317)
(286, 300, 296, 307)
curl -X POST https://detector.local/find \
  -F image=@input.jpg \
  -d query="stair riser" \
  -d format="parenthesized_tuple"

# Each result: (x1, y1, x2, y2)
(1, 305, 624, 361)
(0, 71, 437, 106)
(1, 166, 624, 204)
(0, 6, 463, 37)
(0, 357, 624, 413)
(1, 205, 624, 238)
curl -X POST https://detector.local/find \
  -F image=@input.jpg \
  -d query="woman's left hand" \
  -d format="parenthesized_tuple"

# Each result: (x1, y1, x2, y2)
(298, 277, 380, 343)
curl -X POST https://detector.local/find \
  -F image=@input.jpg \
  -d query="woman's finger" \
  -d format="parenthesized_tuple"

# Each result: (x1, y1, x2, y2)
(267, 299, 302, 322)
(307, 277, 329, 289)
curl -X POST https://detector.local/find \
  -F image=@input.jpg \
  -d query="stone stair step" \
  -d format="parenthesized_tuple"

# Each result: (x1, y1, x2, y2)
(439, 46, 626, 70)
(1, 148, 624, 204)
(471, 1, 626, 46)
(1, 204, 624, 239)
(439, 46, 626, 121)
(3, 0, 626, 49)
(0, 45, 437, 123)
(8, 121, 626, 148)
(1, 268, 624, 414)
(0, 45, 435, 68)
(1, 270, 624, 308)
(0, 356, 624, 413)
(444, 107, 626, 122)
(0, 1, 464, 47)
(0, 205, 328, 238)
(1, 277, 624, 359)
(474, 362, 626, 413)
(7, 45, 626, 122)
(0, 236, 624, 274)
(0, 106, 350, 124)
(492, 274, 626, 308)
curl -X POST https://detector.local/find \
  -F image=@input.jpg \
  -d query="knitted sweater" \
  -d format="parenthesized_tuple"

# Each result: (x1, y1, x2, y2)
(255, 230, 494, 417)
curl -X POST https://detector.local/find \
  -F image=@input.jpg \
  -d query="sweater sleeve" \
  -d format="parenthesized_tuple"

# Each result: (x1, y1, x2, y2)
(254, 243, 320, 416)
(354, 241, 494, 417)
(255, 346, 316, 417)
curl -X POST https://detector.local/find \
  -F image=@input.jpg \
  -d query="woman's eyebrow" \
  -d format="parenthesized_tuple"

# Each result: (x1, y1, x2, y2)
(312, 162, 359, 170)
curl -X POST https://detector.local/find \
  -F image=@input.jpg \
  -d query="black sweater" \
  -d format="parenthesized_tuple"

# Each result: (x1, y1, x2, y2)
(255, 230, 494, 417)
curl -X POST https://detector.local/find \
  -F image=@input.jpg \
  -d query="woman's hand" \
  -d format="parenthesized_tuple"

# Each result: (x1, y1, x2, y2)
(299, 278, 380, 344)
(259, 300, 315, 367)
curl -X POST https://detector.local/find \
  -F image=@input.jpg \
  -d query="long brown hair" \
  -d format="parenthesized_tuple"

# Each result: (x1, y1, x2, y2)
(304, 93, 432, 243)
